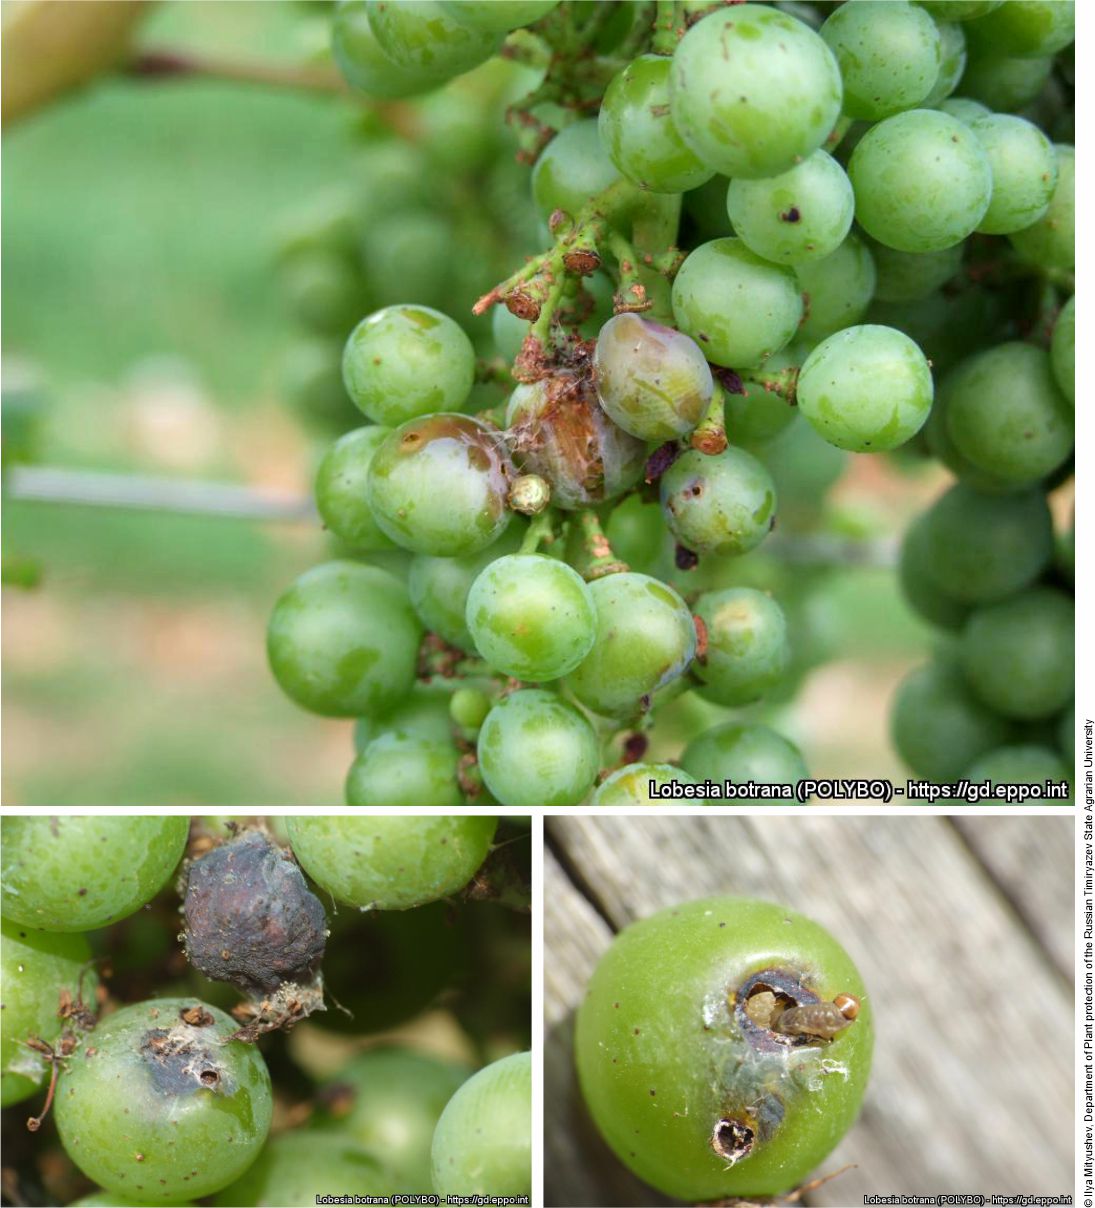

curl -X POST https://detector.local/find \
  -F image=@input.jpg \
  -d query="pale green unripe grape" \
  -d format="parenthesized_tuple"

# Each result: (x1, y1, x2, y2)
(922, 21, 968, 106)
(724, 342, 805, 445)
(922, 365, 1020, 493)
(795, 234, 877, 341)
(315, 426, 396, 551)
(890, 660, 1011, 781)
(1050, 296, 1074, 405)
(286, 814, 497, 910)
(937, 96, 991, 123)
(753, 415, 848, 518)
(449, 685, 492, 731)
(531, 120, 626, 223)
(365, 0, 500, 79)
(477, 689, 599, 806)
(920, 483, 1053, 604)
(959, 51, 1052, 111)
(672, 238, 803, 370)
(214, 1132, 392, 1206)
(681, 722, 808, 785)
(566, 574, 696, 719)
(669, 5, 843, 179)
(964, 0, 1075, 57)
(960, 588, 1074, 720)
(1, 816, 188, 932)
(54, 999, 273, 1204)
(267, 561, 421, 717)
(660, 446, 777, 557)
(331, 1, 440, 98)
(1, 920, 97, 1107)
(439, 0, 558, 33)
(346, 733, 463, 806)
(593, 313, 714, 441)
(492, 303, 527, 363)
(918, 2, 1002, 20)
(867, 237, 963, 303)
(591, 764, 703, 806)
(965, 746, 1071, 800)
(599, 55, 714, 194)
(354, 685, 455, 753)
(726, 150, 853, 265)
(797, 324, 932, 452)
(848, 109, 991, 252)
(969, 114, 1057, 234)
(897, 514, 970, 632)
(821, 1, 941, 120)
(1009, 144, 1074, 271)
(943, 342, 1072, 485)
(692, 588, 790, 706)
(407, 523, 524, 653)
(432, 1052, 531, 1197)
(342, 305, 475, 425)
(466, 554, 596, 681)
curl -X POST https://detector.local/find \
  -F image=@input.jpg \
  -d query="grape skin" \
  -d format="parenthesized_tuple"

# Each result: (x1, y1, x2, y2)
(968, 113, 1058, 234)
(591, 763, 702, 806)
(681, 722, 808, 786)
(660, 446, 777, 557)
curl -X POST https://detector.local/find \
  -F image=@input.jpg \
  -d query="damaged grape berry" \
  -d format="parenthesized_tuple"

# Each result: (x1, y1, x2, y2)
(182, 829, 328, 1034)
(575, 896, 872, 1200)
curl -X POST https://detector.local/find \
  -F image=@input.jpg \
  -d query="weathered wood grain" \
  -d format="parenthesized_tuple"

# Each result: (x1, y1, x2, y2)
(544, 815, 1072, 1207)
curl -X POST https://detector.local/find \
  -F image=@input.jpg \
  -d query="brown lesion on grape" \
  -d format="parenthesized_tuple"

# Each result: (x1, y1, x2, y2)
(141, 1022, 233, 1096)
(733, 968, 860, 1050)
(710, 1116, 755, 1166)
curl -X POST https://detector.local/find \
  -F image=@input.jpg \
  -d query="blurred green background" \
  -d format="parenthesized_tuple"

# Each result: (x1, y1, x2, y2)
(2, 1, 939, 806)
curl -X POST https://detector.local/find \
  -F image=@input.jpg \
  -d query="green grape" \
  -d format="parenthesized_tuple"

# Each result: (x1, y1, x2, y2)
(918, 1, 1002, 19)
(593, 313, 714, 441)
(1, 920, 96, 1107)
(848, 109, 991, 252)
(54, 999, 272, 1203)
(959, 50, 1052, 111)
(726, 150, 854, 265)
(751, 415, 848, 520)
(449, 685, 492, 731)
(466, 554, 596, 680)
(820, 1, 942, 120)
(1008, 144, 1074, 270)
(492, 303, 527, 363)
(922, 20, 968, 106)
(282, 252, 364, 335)
(660, 446, 777, 557)
(315, 426, 396, 551)
(606, 494, 668, 574)
(361, 210, 454, 312)
(599, 54, 714, 193)
(960, 587, 1074, 720)
(575, 897, 872, 1199)
(797, 324, 932, 452)
(671, 238, 804, 370)
(669, 5, 843, 179)
(965, 745, 1071, 799)
(342, 305, 475, 425)
(440, 0, 558, 32)
(937, 95, 992, 122)
(890, 659, 1011, 781)
(897, 513, 970, 631)
(1, 816, 188, 932)
(506, 374, 645, 508)
(691, 588, 790, 706)
(346, 733, 463, 806)
(332, 1, 440, 98)
(867, 238, 963, 303)
(943, 342, 1072, 486)
(432, 1052, 531, 1197)
(267, 561, 421, 717)
(367, 414, 513, 555)
(683, 172, 734, 242)
(407, 523, 524, 651)
(681, 722, 808, 785)
(591, 763, 703, 806)
(968, 114, 1058, 233)
(365, 0, 500, 79)
(919, 483, 1053, 604)
(795, 234, 877, 342)
(213, 1131, 392, 1206)
(725, 347, 805, 446)
(1055, 523, 1075, 586)
(965, 0, 1075, 57)
(286, 814, 497, 910)
(531, 119, 627, 223)
(70, 1194, 179, 1207)
(923, 361, 1021, 492)
(1050, 295, 1074, 405)
(282, 338, 361, 433)
(566, 574, 696, 718)
(477, 689, 599, 806)
(317, 1047, 469, 1192)
(353, 683, 456, 753)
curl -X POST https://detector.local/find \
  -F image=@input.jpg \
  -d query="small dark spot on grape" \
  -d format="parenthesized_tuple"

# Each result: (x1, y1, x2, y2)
(135, 1153, 145, 1163)
(199, 1069, 219, 1087)
(77, 888, 88, 896)
(719, 921, 726, 927)
(649, 1089, 656, 1096)
(613, 1002, 620, 1008)
(780, 207, 801, 223)
(633, 1027, 641, 1035)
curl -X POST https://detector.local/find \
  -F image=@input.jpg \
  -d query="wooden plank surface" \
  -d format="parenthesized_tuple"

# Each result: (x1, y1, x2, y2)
(544, 815, 1073, 1206)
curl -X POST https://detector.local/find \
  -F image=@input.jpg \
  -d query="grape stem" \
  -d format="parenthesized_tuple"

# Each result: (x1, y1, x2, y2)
(690, 392, 728, 455)
(519, 508, 559, 555)
(572, 510, 629, 580)
(741, 365, 800, 404)
(651, 0, 686, 56)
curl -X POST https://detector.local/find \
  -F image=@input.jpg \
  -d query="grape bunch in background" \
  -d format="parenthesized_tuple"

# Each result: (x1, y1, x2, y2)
(269, 0, 1075, 806)
(0, 815, 531, 1206)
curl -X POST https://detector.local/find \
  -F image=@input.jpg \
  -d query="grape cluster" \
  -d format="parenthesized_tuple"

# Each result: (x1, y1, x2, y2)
(1, 815, 531, 1205)
(268, 0, 1074, 806)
